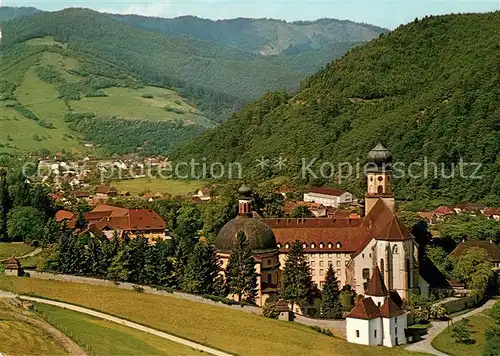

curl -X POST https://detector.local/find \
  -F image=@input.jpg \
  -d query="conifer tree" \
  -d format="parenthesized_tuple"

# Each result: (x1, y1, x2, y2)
(321, 265, 343, 318)
(225, 231, 257, 302)
(0, 169, 11, 241)
(181, 242, 222, 295)
(281, 240, 313, 312)
(57, 231, 84, 274)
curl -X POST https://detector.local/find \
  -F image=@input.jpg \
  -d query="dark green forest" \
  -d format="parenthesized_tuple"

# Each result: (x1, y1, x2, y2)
(172, 13, 500, 203)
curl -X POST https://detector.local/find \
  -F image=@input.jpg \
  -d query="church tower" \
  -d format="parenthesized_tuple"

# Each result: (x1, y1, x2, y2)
(365, 143, 395, 215)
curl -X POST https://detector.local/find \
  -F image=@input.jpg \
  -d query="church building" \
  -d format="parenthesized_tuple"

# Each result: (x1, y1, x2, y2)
(346, 266, 408, 347)
(264, 143, 430, 301)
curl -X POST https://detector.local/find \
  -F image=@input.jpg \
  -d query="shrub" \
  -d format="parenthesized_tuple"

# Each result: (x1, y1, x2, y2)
(263, 300, 279, 319)
(141, 93, 154, 99)
(132, 285, 145, 293)
(38, 120, 55, 129)
(310, 326, 334, 337)
(451, 318, 472, 343)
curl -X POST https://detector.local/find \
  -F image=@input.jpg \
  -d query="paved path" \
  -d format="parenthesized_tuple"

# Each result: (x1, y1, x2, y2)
(405, 299, 497, 356)
(0, 291, 232, 356)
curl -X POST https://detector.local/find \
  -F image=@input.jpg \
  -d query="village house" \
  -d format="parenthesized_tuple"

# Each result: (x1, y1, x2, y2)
(346, 266, 408, 347)
(83, 204, 167, 242)
(454, 203, 487, 215)
(283, 201, 328, 217)
(433, 205, 455, 221)
(96, 185, 118, 198)
(55, 209, 77, 228)
(449, 239, 500, 268)
(303, 187, 353, 208)
(484, 207, 500, 221)
(192, 187, 212, 201)
(3, 257, 22, 276)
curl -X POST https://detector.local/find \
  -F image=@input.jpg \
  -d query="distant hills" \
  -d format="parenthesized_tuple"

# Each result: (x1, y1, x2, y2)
(113, 15, 388, 55)
(171, 13, 500, 203)
(0, 7, 385, 123)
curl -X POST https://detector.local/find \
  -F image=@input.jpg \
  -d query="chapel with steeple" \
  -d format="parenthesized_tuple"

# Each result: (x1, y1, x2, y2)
(346, 266, 408, 347)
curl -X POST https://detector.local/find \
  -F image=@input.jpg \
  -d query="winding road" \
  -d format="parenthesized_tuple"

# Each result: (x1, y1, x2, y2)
(0, 290, 233, 356)
(405, 299, 497, 356)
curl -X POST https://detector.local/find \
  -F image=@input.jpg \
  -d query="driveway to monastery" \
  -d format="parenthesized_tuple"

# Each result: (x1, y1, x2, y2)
(0, 290, 233, 356)
(405, 298, 497, 356)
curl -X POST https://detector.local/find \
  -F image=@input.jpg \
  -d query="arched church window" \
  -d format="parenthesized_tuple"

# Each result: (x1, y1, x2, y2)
(370, 177, 373, 182)
(380, 259, 385, 280)
(392, 245, 398, 254)
(377, 185, 384, 194)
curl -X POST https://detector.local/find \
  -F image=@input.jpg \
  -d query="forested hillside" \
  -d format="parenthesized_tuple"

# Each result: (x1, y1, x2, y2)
(113, 15, 387, 55)
(172, 13, 500, 203)
(0, 6, 40, 21)
(0, 35, 208, 155)
(0, 8, 380, 122)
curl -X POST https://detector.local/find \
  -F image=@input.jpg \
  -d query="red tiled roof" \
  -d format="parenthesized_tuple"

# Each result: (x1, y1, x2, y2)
(418, 212, 435, 221)
(4, 257, 21, 269)
(362, 199, 412, 241)
(484, 207, 500, 217)
(456, 203, 487, 211)
(73, 191, 90, 198)
(366, 266, 389, 296)
(380, 298, 405, 318)
(89, 206, 167, 232)
(434, 205, 455, 215)
(55, 210, 75, 222)
(49, 193, 63, 201)
(347, 297, 381, 319)
(96, 185, 117, 194)
(449, 240, 500, 262)
(307, 187, 346, 196)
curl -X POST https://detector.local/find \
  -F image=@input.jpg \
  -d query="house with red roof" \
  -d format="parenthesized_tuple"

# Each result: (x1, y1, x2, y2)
(346, 266, 408, 347)
(83, 204, 167, 242)
(483, 207, 500, 221)
(95, 185, 118, 198)
(433, 205, 455, 220)
(303, 187, 353, 208)
(55, 210, 77, 229)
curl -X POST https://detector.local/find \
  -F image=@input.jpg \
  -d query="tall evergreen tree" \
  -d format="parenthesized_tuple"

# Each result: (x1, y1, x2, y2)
(321, 265, 343, 318)
(57, 231, 84, 274)
(0, 169, 11, 241)
(281, 240, 313, 312)
(225, 231, 257, 302)
(181, 242, 222, 295)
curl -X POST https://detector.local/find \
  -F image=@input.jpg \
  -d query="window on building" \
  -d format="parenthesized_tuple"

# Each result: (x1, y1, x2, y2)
(393, 245, 398, 254)
(328, 243, 333, 248)
(362, 268, 370, 280)
(311, 269, 315, 275)
(319, 261, 324, 267)
(378, 302, 381, 307)
(311, 261, 315, 267)
(328, 261, 333, 267)
(328, 253, 333, 258)
(345, 261, 349, 266)
(285, 243, 290, 249)
(319, 269, 324, 276)
(356, 330, 360, 338)
(267, 274, 272, 283)
(336, 242, 341, 248)
(345, 253, 349, 258)
(362, 253, 365, 258)
(369, 253, 372, 258)
(319, 243, 324, 249)
(378, 176, 383, 181)
(374, 330, 377, 338)
(320, 281, 326, 288)
(336, 253, 340, 259)
(267, 259, 272, 265)
(311, 243, 316, 249)
(320, 254, 324, 259)
(395, 327, 398, 334)
(277, 243, 281, 248)
(336, 260, 341, 267)
(336, 269, 341, 275)
(395, 317, 398, 324)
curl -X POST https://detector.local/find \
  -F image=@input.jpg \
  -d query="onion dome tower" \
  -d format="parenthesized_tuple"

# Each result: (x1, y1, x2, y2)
(365, 142, 395, 215)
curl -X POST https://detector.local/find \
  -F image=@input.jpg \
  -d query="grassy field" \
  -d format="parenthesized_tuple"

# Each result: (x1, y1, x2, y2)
(0, 276, 425, 356)
(432, 311, 494, 356)
(113, 178, 207, 196)
(0, 301, 66, 355)
(0, 243, 36, 260)
(34, 303, 203, 355)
